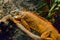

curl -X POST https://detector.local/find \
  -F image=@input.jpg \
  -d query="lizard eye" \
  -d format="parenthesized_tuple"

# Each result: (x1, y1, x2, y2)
(13, 15, 22, 21)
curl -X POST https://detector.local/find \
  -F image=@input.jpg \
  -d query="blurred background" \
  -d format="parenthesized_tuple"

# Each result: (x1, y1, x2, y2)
(0, 0, 60, 40)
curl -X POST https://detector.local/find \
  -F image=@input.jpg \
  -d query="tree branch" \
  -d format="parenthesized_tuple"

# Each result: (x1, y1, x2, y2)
(16, 23, 45, 40)
(0, 15, 50, 40)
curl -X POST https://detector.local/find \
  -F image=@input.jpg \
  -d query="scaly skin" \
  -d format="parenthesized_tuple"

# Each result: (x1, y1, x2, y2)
(13, 10, 60, 40)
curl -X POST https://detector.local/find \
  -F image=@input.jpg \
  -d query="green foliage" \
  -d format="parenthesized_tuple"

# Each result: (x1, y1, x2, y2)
(36, 0, 57, 23)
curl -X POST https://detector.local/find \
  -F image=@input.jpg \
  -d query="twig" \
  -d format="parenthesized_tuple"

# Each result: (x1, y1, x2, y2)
(49, 3, 57, 12)
(47, 3, 57, 18)
(0, 14, 13, 22)
(15, 23, 43, 40)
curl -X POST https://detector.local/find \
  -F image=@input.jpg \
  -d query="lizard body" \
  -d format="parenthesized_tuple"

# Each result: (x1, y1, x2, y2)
(14, 10, 60, 40)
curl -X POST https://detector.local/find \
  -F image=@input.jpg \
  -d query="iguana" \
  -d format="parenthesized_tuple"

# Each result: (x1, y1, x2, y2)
(13, 10, 60, 40)
(0, 9, 60, 40)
